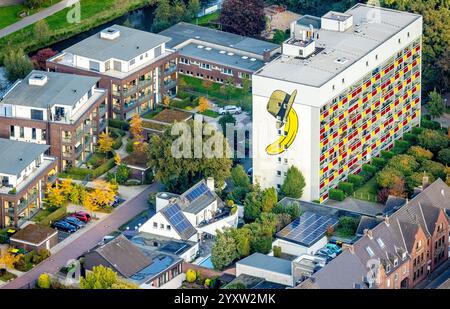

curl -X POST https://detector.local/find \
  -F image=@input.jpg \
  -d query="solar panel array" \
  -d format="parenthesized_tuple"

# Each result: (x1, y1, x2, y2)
(185, 183, 209, 202)
(277, 211, 339, 247)
(162, 203, 196, 239)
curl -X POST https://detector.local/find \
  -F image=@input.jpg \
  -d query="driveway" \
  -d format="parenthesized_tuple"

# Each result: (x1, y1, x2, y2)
(1, 182, 162, 289)
(0, 0, 80, 39)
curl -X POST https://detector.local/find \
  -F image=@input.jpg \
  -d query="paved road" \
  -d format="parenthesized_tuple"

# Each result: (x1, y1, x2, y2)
(416, 259, 450, 289)
(1, 183, 161, 289)
(0, 0, 79, 39)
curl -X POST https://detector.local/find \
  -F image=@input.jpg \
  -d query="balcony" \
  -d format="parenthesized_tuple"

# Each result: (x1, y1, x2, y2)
(164, 80, 177, 89)
(138, 79, 152, 89)
(164, 65, 177, 76)
(123, 85, 138, 97)
(62, 135, 73, 143)
(99, 105, 107, 116)
(138, 93, 152, 104)
(17, 191, 38, 214)
(48, 174, 58, 183)
(75, 145, 83, 158)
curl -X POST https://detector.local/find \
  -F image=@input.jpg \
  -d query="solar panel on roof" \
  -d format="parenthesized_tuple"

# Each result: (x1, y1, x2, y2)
(161, 203, 195, 239)
(276, 211, 339, 247)
(185, 183, 209, 202)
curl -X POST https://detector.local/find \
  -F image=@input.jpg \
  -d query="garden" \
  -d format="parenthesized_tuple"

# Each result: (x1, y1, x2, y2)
(329, 118, 450, 204)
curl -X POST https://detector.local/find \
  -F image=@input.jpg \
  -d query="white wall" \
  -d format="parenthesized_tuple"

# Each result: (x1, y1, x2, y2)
(139, 212, 182, 240)
(236, 263, 293, 287)
(272, 236, 328, 257)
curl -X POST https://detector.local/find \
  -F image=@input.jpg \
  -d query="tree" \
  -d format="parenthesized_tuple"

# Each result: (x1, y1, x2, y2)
(376, 167, 404, 189)
(387, 154, 420, 176)
(31, 48, 57, 70)
(272, 29, 287, 44)
(84, 180, 116, 211)
(261, 187, 277, 213)
(0, 252, 21, 269)
(248, 220, 273, 254)
(243, 190, 262, 221)
(3, 48, 33, 82)
(198, 97, 209, 113)
(202, 79, 213, 97)
(417, 129, 448, 153)
(280, 166, 306, 199)
(130, 114, 145, 153)
(420, 159, 446, 179)
(147, 120, 232, 193)
(80, 265, 118, 289)
(37, 273, 51, 289)
(377, 187, 390, 204)
(187, 0, 201, 20)
(185, 269, 197, 283)
(438, 148, 450, 165)
(231, 165, 250, 189)
(34, 20, 50, 41)
(60, 178, 73, 199)
(407, 146, 434, 163)
(427, 90, 445, 119)
(98, 132, 113, 157)
(114, 153, 121, 166)
(116, 165, 131, 185)
(211, 230, 238, 270)
(45, 184, 65, 208)
(220, 0, 266, 37)
(273, 202, 301, 219)
(232, 227, 251, 258)
(218, 113, 236, 134)
(389, 177, 407, 198)
(223, 77, 235, 100)
(153, 0, 172, 31)
(162, 95, 171, 107)
(406, 172, 435, 192)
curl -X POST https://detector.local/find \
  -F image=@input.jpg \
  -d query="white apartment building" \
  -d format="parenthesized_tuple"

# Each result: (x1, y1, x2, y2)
(252, 4, 423, 202)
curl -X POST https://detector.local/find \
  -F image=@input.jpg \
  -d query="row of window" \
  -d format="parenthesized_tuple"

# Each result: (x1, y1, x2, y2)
(10, 126, 45, 140)
(152, 221, 171, 231)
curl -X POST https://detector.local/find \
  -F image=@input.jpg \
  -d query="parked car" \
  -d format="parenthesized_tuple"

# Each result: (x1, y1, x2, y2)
(219, 105, 242, 115)
(317, 248, 337, 258)
(325, 243, 342, 255)
(71, 211, 91, 223)
(109, 196, 120, 208)
(63, 216, 86, 229)
(51, 221, 77, 233)
(314, 253, 333, 263)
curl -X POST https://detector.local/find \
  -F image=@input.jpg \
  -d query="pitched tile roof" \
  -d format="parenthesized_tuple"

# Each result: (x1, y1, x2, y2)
(10, 224, 57, 245)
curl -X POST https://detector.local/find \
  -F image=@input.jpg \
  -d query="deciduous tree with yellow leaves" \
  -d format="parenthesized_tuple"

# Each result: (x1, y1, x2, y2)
(130, 114, 147, 153)
(198, 97, 209, 113)
(45, 184, 65, 208)
(98, 132, 114, 158)
(83, 179, 117, 212)
(0, 251, 21, 269)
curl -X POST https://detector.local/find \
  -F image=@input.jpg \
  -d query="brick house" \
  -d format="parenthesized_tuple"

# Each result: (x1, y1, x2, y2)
(9, 223, 58, 251)
(296, 179, 450, 289)
(159, 22, 281, 87)
(46, 25, 178, 120)
(0, 70, 108, 171)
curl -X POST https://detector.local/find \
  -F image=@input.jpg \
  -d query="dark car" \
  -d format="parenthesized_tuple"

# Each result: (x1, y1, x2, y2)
(51, 220, 77, 233)
(71, 211, 91, 223)
(64, 216, 86, 229)
(109, 196, 120, 208)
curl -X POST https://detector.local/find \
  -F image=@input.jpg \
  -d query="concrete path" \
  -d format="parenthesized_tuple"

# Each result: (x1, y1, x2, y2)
(1, 182, 161, 289)
(0, 0, 79, 39)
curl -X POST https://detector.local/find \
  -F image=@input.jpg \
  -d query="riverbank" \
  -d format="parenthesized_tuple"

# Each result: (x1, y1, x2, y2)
(0, 0, 156, 64)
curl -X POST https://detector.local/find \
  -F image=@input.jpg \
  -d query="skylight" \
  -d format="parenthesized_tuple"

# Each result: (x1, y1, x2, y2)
(376, 238, 385, 249)
(366, 246, 375, 257)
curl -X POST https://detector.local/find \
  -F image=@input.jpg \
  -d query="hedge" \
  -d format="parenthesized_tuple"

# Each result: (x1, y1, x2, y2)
(109, 119, 130, 131)
(348, 174, 364, 188)
(372, 157, 386, 169)
(61, 158, 115, 180)
(338, 182, 354, 195)
(358, 170, 373, 182)
(362, 164, 377, 174)
(92, 158, 116, 178)
(381, 150, 395, 160)
(112, 136, 123, 150)
(330, 189, 345, 201)
(40, 205, 67, 226)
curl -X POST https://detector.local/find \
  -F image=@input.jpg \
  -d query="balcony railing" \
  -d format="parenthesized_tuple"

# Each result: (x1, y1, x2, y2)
(164, 80, 177, 89)
(48, 174, 57, 183)
(138, 94, 152, 104)
(123, 85, 138, 97)
(138, 79, 152, 89)
(17, 191, 38, 213)
(164, 65, 177, 75)
(99, 105, 107, 116)
(62, 135, 73, 143)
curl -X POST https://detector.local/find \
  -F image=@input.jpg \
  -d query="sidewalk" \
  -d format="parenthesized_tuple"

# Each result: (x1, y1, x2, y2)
(0, 0, 80, 39)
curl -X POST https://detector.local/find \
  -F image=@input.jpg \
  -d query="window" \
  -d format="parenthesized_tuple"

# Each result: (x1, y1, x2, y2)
(89, 61, 100, 72)
(30, 109, 44, 121)
(130, 59, 136, 66)
(366, 246, 375, 257)
(376, 238, 385, 249)
(41, 129, 47, 141)
(200, 63, 210, 70)
(375, 54, 378, 60)
(284, 159, 288, 164)
(32, 128, 36, 140)
(20, 127, 24, 138)
(10, 126, 14, 137)
(342, 78, 345, 84)
(394, 259, 398, 267)
(160, 223, 164, 229)
(223, 68, 233, 75)
(154, 46, 162, 58)
(166, 225, 171, 231)
(277, 171, 281, 177)
(153, 222, 157, 228)
(386, 278, 390, 288)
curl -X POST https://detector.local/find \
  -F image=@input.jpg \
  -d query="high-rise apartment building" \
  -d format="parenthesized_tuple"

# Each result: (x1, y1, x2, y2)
(252, 4, 423, 202)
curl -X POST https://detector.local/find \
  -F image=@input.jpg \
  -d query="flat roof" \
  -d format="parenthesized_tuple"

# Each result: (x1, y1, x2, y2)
(256, 3, 421, 87)
(276, 211, 339, 247)
(10, 224, 57, 245)
(179, 43, 266, 72)
(65, 25, 171, 61)
(0, 138, 49, 176)
(1, 70, 100, 109)
(238, 253, 292, 275)
(160, 22, 280, 55)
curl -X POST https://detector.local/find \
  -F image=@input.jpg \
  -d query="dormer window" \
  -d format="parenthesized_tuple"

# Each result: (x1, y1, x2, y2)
(366, 246, 374, 257)
(376, 238, 385, 249)
(386, 265, 391, 273)
(394, 258, 398, 267)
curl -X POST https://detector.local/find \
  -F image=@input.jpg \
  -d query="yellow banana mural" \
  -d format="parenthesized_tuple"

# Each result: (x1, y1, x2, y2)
(265, 90, 299, 155)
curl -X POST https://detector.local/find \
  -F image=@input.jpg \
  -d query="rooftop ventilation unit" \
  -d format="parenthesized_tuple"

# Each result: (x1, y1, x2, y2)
(100, 28, 121, 40)
(28, 73, 48, 86)
(227, 52, 234, 56)
(205, 47, 212, 51)
(335, 57, 349, 64)
(197, 45, 204, 49)
(250, 58, 256, 62)
(219, 50, 226, 54)
(241, 56, 249, 60)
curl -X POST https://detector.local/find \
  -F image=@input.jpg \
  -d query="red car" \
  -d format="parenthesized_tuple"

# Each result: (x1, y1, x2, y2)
(71, 211, 91, 223)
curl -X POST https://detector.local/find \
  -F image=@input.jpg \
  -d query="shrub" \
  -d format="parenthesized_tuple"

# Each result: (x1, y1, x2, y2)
(338, 182, 354, 196)
(376, 167, 404, 188)
(362, 164, 377, 175)
(411, 127, 424, 135)
(438, 148, 450, 165)
(348, 174, 364, 188)
(273, 246, 282, 258)
(381, 150, 395, 160)
(358, 170, 373, 182)
(126, 140, 134, 153)
(407, 146, 434, 163)
(92, 159, 115, 178)
(387, 154, 419, 176)
(112, 137, 123, 150)
(329, 189, 345, 201)
(37, 273, 51, 289)
(420, 160, 446, 179)
(372, 157, 386, 169)
(8, 188, 16, 195)
(109, 119, 130, 131)
(421, 119, 441, 130)
(417, 129, 449, 153)
(186, 269, 197, 283)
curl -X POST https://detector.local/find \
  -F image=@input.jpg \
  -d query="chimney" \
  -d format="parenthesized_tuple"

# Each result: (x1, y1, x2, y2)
(422, 175, 430, 190)
(384, 215, 390, 227)
(206, 177, 215, 191)
(342, 243, 354, 254)
(364, 229, 373, 240)
(263, 48, 271, 62)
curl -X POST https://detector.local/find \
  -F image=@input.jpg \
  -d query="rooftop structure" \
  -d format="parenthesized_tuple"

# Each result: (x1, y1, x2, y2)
(0, 138, 49, 176)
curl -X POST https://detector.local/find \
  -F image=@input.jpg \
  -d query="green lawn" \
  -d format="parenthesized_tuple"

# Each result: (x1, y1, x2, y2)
(191, 11, 220, 26)
(353, 178, 378, 202)
(0, 1, 63, 30)
(0, 270, 17, 282)
(0, 0, 151, 62)
(200, 109, 220, 118)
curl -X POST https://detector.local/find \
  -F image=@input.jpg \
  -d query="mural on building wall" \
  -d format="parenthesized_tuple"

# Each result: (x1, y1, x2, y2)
(265, 90, 299, 155)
